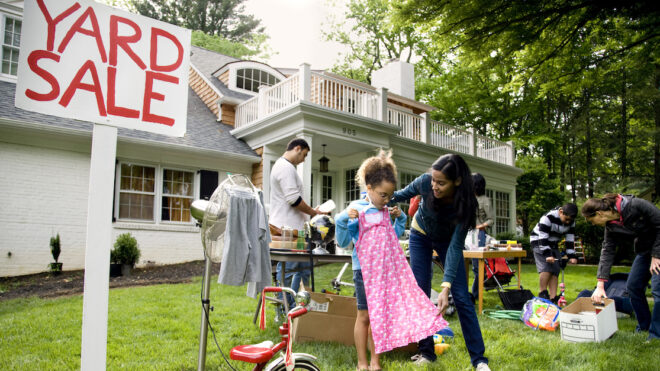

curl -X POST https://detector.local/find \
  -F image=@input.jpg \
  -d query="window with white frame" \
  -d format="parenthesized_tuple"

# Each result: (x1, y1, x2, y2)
(236, 68, 280, 93)
(310, 173, 314, 207)
(321, 175, 332, 203)
(2, 15, 21, 76)
(117, 163, 196, 223)
(345, 168, 359, 207)
(119, 164, 156, 221)
(161, 169, 194, 222)
(486, 189, 511, 235)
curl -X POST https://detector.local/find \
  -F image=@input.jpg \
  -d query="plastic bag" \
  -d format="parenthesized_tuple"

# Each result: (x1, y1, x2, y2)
(520, 297, 560, 331)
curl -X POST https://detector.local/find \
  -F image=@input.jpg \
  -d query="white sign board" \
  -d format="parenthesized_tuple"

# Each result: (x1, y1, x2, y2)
(16, 0, 191, 137)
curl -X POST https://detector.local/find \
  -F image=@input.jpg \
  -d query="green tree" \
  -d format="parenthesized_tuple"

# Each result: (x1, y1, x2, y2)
(324, 0, 419, 83)
(130, 0, 263, 41)
(515, 156, 566, 235)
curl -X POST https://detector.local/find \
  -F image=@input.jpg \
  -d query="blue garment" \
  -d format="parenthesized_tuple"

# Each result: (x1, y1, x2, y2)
(353, 269, 368, 310)
(410, 230, 487, 366)
(627, 252, 660, 340)
(391, 173, 466, 285)
(275, 261, 311, 309)
(335, 199, 407, 270)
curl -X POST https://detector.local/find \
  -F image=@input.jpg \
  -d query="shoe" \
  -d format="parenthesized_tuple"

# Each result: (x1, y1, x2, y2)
(476, 362, 491, 371)
(412, 356, 432, 366)
(410, 354, 423, 362)
(538, 290, 549, 300)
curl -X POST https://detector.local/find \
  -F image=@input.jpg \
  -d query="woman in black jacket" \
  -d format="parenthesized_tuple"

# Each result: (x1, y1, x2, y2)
(582, 194, 660, 340)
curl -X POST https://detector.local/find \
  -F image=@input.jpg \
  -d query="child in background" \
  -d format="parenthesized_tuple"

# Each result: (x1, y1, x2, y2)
(336, 149, 447, 371)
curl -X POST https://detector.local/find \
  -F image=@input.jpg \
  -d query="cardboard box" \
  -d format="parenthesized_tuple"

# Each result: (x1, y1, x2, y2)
(292, 292, 357, 345)
(559, 298, 617, 342)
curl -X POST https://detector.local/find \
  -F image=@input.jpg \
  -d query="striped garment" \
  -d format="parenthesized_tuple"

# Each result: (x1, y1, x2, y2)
(530, 209, 576, 258)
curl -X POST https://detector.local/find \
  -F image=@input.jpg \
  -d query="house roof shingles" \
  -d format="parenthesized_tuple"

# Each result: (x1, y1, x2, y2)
(0, 80, 258, 158)
(190, 45, 252, 101)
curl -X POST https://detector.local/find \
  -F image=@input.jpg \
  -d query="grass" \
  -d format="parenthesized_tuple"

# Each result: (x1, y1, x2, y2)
(0, 263, 658, 370)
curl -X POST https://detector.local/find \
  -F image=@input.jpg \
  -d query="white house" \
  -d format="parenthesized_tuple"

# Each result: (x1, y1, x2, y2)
(0, 0, 522, 277)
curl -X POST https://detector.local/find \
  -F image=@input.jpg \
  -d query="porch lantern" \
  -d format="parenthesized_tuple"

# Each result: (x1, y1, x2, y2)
(319, 144, 329, 173)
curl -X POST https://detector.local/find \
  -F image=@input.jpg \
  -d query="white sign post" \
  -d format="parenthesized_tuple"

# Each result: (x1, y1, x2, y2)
(15, 0, 191, 369)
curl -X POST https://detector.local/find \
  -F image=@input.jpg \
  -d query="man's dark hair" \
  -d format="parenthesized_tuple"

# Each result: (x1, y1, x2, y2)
(286, 138, 310, 151)
(472, 173, 486, 196)
(561, 203, 578, 218)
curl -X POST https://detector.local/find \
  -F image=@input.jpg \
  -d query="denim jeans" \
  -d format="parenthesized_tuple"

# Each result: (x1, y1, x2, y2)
(471, 230, 487, 299)
(275, 261, 311, 310)
(626, 252, 660, 340)
(409, 230, 488, 366)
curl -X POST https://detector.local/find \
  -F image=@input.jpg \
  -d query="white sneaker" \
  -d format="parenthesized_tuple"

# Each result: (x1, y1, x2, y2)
(410, 354, 423, 362)
(412, 356, 432, 366)
(476, 362, 491, 371)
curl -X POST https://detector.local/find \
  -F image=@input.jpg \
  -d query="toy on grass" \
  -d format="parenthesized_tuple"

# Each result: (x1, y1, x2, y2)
(433, 327, 454, 355)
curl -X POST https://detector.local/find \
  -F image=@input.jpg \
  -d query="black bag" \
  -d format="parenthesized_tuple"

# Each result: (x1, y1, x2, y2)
(498, 289, 534, 310)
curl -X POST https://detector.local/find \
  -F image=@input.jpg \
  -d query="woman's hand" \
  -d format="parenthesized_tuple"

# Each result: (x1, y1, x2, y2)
(389, 206, 401, 218)
(651, 256, 660, 275)
(437, 287, 450, 315)
(591, 282, 607, 304)
(545, 256, 556, 263)
(347, 208, 358, 219)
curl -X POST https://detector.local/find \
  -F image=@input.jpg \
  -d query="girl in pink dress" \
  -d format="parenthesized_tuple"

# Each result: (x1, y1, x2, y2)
(336, 150, 448, 371)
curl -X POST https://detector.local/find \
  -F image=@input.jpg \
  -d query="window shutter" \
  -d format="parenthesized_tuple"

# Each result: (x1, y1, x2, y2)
(200, 170, 219, 200)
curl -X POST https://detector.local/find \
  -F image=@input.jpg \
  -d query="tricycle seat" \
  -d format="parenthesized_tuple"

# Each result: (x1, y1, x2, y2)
(230, 341, 274, 364)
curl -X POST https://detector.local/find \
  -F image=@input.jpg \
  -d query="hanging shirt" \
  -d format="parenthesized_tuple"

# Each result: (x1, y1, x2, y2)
(335, 198, 407, 270)
(218, 186, 271, 298)
(356, 207, 447, 353)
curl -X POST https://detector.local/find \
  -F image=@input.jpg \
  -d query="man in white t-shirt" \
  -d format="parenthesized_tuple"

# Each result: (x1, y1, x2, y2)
(270, 138, 322, 309)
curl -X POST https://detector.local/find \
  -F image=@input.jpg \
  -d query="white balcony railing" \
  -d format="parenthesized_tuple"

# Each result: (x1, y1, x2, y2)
(429, 120, 473, 155)
(235, 96, 258, 128)
(476, 134, 513, 166)
(388, 107, 422, 141)
(310, 72, 379, 120)
(232, 65, 515, 166)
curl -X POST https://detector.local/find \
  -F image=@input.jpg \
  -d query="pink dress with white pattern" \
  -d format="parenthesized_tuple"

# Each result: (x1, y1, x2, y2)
(356, 207, 448, 354)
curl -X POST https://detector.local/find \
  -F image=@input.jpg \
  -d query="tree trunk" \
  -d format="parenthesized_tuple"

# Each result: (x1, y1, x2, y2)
(584, 90, 594, 198)
(654, 63, 660, 202)
(621, 69, 628, 179)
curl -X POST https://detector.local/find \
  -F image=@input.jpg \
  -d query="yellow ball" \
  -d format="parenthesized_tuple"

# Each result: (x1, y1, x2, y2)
(434, 343, 450, 355)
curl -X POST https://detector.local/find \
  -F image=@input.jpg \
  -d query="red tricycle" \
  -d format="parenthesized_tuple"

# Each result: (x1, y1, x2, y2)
(230, 287, 320, 371)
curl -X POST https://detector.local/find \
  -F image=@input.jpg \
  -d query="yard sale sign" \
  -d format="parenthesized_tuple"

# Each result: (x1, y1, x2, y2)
(15, 0, 191, 137)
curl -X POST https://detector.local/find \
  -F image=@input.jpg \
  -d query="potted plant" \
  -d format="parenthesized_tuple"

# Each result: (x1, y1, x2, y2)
(110, 233, 141, 277)
(49, 234, 63, 274)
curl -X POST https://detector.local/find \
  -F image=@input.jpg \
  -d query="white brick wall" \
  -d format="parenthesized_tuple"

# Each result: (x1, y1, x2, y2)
(0, 141, 90, 276)
(0, 141, 205, 277)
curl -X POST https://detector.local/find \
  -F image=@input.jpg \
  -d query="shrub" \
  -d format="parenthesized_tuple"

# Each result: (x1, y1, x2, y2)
(50, 234, 61, 263)
(111, 233, 141, 266)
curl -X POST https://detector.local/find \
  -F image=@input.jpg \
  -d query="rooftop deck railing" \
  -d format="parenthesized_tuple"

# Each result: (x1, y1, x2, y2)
(233, 65, 514, 166)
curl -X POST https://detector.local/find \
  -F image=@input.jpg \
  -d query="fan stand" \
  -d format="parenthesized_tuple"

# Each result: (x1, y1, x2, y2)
(197, 254, 213, 371)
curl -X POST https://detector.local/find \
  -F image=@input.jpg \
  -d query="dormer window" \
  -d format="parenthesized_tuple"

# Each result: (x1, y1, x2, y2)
(237, 68, 280, 93)
(214, 61, 286, 96)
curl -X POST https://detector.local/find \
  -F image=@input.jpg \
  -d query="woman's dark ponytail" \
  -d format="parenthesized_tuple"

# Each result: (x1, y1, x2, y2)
(581, 193, 619, 217)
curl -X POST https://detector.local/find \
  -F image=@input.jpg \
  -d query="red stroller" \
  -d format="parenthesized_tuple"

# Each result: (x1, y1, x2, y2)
(483, 258, 516, 290)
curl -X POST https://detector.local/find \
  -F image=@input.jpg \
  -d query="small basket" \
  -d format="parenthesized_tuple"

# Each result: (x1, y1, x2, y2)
(498, 289, 534, 310)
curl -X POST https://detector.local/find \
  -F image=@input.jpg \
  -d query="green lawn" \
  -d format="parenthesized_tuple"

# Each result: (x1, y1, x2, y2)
(0, 263, 657, 370)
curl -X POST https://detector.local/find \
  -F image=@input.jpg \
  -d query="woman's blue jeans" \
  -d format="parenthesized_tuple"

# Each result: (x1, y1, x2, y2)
(471, 230, 487, 299)
(627, 252, 660, 340)
(409, 230, 488, 366)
